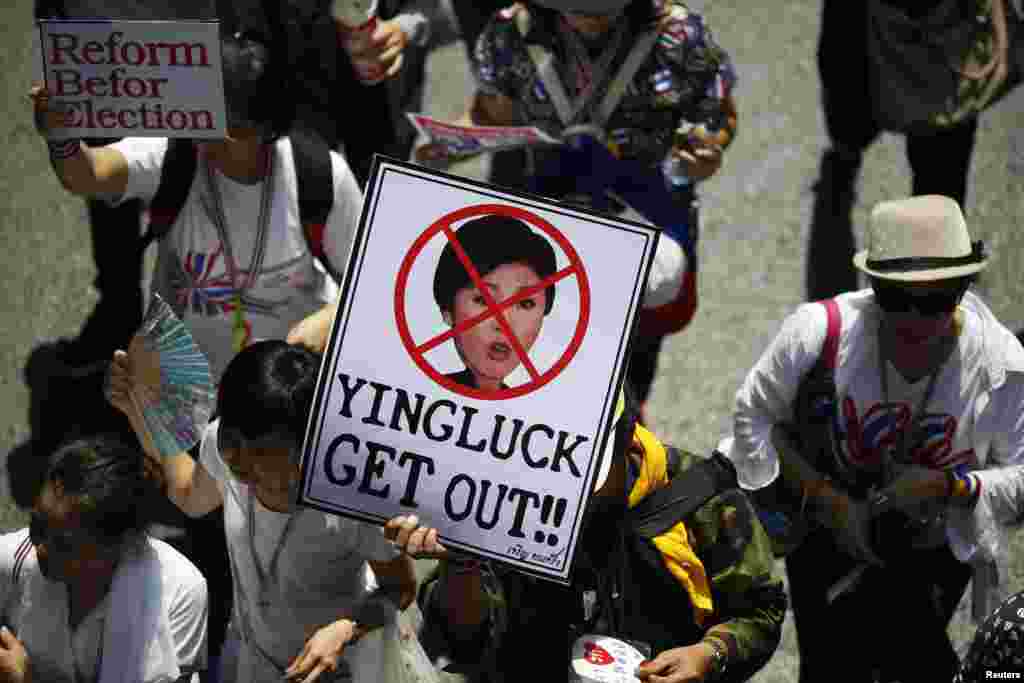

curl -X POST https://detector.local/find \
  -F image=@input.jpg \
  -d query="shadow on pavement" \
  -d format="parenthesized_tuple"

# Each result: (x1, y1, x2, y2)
(6, 340, 134, 509)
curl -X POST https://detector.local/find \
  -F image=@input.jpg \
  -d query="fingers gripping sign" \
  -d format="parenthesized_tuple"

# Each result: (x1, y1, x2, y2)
(383, 515, 448, 559)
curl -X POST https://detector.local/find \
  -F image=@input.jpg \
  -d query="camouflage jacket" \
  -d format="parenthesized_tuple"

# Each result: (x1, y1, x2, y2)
(418, 426, 786, 682)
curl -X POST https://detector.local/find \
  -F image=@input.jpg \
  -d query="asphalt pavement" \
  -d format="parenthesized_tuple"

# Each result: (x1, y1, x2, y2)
(2, 1, 1023, 680)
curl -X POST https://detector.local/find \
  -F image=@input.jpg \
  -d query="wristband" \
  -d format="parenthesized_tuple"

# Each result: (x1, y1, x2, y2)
(47, 138, 81, 161)
(949, 469, 980, 503)
(703, 636, 729, 681)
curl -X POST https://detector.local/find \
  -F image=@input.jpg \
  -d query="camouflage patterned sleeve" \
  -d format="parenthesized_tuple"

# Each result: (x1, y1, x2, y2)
(689, 487, 787, 679)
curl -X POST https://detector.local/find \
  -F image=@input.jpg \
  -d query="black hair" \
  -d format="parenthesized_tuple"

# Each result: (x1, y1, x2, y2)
(528, 0, 660, 35)
(433, 215, 558, 315)
(217, 341, 321, 449)
(220, 31, 291, 140)
(42, 436, 165, 546)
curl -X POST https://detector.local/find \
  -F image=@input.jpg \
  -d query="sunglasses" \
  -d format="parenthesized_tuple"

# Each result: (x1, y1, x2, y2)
(872, 284, 964, 316)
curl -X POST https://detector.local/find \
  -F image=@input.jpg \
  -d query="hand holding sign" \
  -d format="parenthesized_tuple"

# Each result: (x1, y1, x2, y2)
(384, 515, 449, 560)
(29, 84, 72, 136)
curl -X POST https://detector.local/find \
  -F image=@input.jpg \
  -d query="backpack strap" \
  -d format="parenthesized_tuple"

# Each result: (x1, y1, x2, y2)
(820, 298, 841, 372)
(142, 139, 198, 248)
(141, 132, 339, 280)
(11, 536, 31, 587)
(3, 535, 33, 624)
(629, 451, 739, 539)
(289, 128, 339, 280)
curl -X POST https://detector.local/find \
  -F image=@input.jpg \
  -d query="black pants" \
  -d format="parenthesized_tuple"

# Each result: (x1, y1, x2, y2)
(806, 0, 980, 302)
(786, 527, 971, 682)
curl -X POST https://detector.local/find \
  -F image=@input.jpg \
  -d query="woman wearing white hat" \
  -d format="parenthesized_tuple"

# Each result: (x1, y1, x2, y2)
(719, 194, 1024, 682)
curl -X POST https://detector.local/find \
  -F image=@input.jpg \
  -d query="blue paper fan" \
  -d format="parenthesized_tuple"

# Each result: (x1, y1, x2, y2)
(128, 293, 215, 459)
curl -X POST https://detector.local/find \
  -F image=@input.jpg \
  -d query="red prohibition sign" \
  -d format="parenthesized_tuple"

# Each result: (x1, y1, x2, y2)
(395, 204, 591, 400)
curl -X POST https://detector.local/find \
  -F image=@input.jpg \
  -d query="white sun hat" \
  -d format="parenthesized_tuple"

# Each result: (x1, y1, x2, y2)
(852, 195, 988, 282)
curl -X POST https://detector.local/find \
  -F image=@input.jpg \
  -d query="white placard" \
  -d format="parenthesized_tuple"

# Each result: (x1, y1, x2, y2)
(298, 159, 658, 583)
(39, 19, 225, 139)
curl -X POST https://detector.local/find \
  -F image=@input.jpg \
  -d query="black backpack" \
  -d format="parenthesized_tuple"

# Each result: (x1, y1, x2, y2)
(140, 127, 341, 281)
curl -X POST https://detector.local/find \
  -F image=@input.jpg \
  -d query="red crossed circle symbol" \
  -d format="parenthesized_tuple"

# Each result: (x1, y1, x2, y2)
(394, 204, 590, 400)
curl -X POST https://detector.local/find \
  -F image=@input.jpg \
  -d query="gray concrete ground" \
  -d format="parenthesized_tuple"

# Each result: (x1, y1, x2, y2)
(2, 0, 1024, 680)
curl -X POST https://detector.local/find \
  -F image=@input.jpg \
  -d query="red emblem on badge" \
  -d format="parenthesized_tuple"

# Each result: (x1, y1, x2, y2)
(584, 642, 614, 666)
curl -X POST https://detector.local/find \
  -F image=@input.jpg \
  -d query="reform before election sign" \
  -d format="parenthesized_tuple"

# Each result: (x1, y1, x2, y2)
(38, 20, 225, 139)
(299, 159, 659, 582)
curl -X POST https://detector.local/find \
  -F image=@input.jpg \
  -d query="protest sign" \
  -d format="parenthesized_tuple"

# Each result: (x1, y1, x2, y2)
(298, 159, 658, 583)
(38, 19, 225, 139)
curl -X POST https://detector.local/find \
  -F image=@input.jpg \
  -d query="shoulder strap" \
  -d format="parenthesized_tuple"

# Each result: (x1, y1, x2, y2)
(820, 298, 841, 372)
(3, 536, 33, 624)
(142, 139, 198, 247)
(519, 13, 658, 129)
(289, 128, 339, 280)
(629, 451, 738, 539)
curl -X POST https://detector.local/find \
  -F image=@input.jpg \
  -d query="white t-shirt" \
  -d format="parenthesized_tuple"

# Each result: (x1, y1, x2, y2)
(720, 289, 1024, 561)
(0, 531, 207, 683)
(112, 137, 363, 380)
(198, 420, 400, 682)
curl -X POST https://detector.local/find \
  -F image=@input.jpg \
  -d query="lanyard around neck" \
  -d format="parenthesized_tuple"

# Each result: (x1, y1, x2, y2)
(203, 149, 275, 295)
(247, 491, 299, 608)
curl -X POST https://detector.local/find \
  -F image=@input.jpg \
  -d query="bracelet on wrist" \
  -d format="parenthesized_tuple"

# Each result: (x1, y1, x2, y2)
(47, 138, 81, 161)
(703, 636, 729, 680)
(949, 469, 980, 504)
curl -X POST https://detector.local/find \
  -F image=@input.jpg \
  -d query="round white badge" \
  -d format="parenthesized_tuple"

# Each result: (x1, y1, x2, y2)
(569, 635, 645, 683)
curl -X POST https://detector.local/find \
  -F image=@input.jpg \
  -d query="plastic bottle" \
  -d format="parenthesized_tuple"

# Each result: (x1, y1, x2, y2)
(662, 121, 701, 191)
(333, 0, 386, 85)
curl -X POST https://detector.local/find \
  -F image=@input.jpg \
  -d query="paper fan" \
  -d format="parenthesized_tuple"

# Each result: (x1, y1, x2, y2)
(127, 293, 215, 459)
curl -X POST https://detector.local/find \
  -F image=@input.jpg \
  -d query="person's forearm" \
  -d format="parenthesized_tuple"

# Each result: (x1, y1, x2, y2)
(704, 596, 786, 679)
(123, 404, 206, 516)
(48, 139, 95, 195)
(369, 555, 418, 610)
